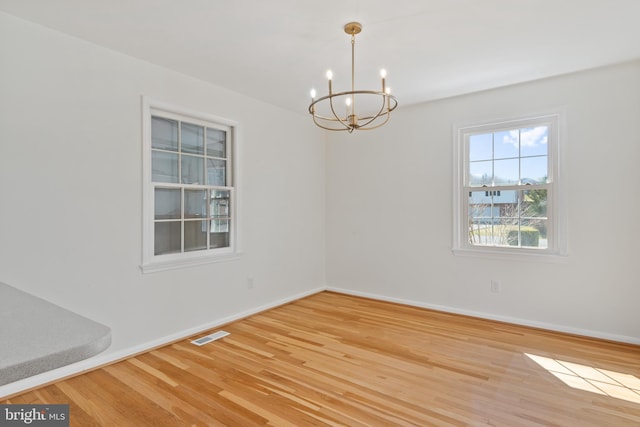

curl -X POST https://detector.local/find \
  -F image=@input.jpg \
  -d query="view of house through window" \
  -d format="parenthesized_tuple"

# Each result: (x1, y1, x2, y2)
(467, 126, 549, 249)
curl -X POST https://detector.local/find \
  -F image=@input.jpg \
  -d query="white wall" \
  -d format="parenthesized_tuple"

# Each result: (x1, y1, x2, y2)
(1, 8, 639, 398)
(0, 12, 325, 394)
(326, 60, 640, 343)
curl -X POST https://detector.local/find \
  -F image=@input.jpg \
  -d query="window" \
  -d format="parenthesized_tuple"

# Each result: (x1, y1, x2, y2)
(142, 99, 239, 272)
(453, 111, 566, 259)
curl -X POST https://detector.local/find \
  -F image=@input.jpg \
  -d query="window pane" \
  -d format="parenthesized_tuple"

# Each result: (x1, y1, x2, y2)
(521, 156, 547, 184)
(468, 218, 488, 245)
(522, 188, 548, 245)
(210, 185, 230, 248)
(207, 159, 227, 186)
(497, 219, 520, 246)
(469, 190, 493, 219)
(152, 151, 179, 183)
(184, 220, 207, 252)
(469, 133, 492, 161)
(155, 188, 181, 219)
(468, 190, 494, 245)
(207, 128, 226, 158)
(210, 190, 230, 218)
(155, 221, 181, 255)
(210, 229, 230, 249)
(181, 155, 204, 184)
(185, 190, 207, 218)
(494, 130, 519, 160)
(494, 158, 519, 185)
(469, 161, 492, 186)
(520, 126, 548, 157)
(152, 117, 178, 151)
(181, 123, 204, 155)
(522, 218, 548, 248)
(468, 190, 519, 247)
(495, 191, 519, 229)
(211, 219, 230, 233)
(503, 223, 544, 248)
(522, 189, 547, 218)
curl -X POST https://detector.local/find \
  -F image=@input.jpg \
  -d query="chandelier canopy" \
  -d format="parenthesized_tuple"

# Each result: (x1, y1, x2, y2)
(308, 22, 398, 133)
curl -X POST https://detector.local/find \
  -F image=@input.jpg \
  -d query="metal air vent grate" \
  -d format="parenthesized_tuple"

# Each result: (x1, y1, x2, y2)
(191, 330, 230, 346)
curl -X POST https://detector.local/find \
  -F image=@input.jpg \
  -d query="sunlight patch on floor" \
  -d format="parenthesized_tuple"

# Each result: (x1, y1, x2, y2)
(525, 353, 640, 404)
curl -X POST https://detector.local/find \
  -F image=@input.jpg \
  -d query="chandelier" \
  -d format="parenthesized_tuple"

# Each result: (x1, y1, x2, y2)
(308, 22, 398, 133)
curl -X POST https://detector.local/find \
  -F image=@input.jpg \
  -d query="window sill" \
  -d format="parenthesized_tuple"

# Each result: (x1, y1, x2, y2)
(141, 251, 243, 274)
(452, 247, 568, 263)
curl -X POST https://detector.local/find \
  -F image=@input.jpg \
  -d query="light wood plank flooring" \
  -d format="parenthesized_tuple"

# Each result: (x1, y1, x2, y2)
(4, 291, 640, 426)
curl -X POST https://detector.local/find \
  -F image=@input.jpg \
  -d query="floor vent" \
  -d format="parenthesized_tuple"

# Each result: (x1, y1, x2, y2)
(191, 330, 230, 346)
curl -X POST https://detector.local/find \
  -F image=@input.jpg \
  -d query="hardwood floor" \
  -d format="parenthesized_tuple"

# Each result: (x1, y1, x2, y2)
(4, 291, 640, 426)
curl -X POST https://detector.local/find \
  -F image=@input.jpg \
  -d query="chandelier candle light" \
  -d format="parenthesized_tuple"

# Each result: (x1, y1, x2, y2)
(309, 22, 398, 132)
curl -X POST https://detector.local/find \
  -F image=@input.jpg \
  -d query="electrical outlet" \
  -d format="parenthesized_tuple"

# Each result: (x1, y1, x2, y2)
(490, 280, 500, 294)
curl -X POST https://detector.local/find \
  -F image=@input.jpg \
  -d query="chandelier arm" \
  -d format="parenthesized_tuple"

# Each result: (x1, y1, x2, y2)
(311, 109, 390, 131)
(358, 109, 391, 130)
(327, 92, 353, 131)
(309, 110, 349, 123)
(327, 93, 354, 131)
(356, 117, 390, 131)
(354, 95, 398, 121)
(312, 114, 351, 131)
(353, 95, 391, 129)
(353, 95, 397, 129)
(309, 94, 351, 125)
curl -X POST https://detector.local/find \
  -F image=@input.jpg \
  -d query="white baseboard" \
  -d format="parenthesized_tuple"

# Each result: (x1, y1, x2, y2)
(0, 286, 325, 399)
(3, 284, 637, 399)
(327, 286, 640, 346)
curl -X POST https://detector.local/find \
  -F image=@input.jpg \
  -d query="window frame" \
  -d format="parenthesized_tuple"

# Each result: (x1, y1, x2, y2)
(141, 98, 241, 273)
(452, 110, 567, 261)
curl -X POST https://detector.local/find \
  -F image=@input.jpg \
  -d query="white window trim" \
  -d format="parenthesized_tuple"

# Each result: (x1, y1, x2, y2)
(141, 97, 242, 273)
(452, 108, 568, 262)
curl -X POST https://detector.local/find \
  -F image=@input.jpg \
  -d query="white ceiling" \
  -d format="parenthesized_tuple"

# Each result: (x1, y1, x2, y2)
(2, 0, 640, 115)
